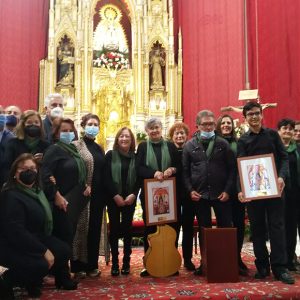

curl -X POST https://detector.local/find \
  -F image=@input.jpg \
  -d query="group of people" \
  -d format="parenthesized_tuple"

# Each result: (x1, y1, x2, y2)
(0, 95, 299, 298)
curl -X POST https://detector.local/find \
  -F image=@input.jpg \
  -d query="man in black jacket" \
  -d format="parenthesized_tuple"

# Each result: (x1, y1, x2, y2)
(43, 93, 64, 143)
(182, 110, 235, 275)
(237, 102, 294, 284)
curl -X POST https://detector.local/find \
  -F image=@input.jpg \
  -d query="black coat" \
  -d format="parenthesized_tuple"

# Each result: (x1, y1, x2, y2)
(0, 130, 15, 187)
(2, 138, 50, 183)
(182, 136, 236, 200)
(105, 150, 140, 199)
(0, 189, 48, 257)
(41, 144, 80, 201)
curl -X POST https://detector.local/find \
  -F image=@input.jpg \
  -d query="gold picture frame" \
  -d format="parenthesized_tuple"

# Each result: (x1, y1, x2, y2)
(144, 177, 177, 226)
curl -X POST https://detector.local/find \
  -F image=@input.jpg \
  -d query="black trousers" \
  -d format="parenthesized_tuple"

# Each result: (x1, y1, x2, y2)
(181, 196, 195, 262)
(107, 201, 136, 266)
(194, 199, 232, 258)
(247, 197, 287, 273)
(0, 235, 71, 287)
(87, 194, 104, 271)
(52, 206, 74, 247)
(231, 194, 246, 257)
(284, 187, 300, 266)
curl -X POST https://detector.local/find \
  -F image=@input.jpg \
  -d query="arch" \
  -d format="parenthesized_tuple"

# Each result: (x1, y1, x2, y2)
(148, 37, 168, 53)
(55, 15, 77, 49)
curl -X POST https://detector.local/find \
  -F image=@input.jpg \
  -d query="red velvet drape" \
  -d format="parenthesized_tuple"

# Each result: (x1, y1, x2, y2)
(247, 0, 300, 128)
(177, 0, 300, 131)
(0, 0, 49, 111)
(176, 0, 245, 133)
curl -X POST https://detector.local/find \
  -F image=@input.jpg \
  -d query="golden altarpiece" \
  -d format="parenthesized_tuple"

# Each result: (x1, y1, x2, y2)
(39, 0, 183, 149)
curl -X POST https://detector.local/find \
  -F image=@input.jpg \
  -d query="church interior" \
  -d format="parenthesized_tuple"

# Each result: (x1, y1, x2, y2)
(1, 0, 300, 299)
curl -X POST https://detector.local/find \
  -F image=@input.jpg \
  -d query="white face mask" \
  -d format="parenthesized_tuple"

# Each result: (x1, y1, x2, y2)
(200, 130, 215, 139)
(50, 106, 64, 118)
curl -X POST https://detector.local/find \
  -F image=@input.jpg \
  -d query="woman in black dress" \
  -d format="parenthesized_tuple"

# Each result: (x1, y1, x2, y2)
(0, 154, 75, 299)
(105, 127, 139, 276)
(216, 114, 247, 275)
(72, 114, 106, 277)
(41, 118, 88, 264)
(168, 122, 196, 271)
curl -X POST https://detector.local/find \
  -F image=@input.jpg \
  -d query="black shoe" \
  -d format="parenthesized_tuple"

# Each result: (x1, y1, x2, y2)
(26, 285, 42, 298)
(55, 278, 78, 290)
(254, 268, 270, 279)
(140, 269, 149, 277)
(111, 265, 120, 276)
(274, 271, 295, 284)
(194, 265, 203, 276)
(238, 258, 248, 270)
(121, 264, 130, 275)
(287, 263, 297, 272)
(184, 260, 196, 271)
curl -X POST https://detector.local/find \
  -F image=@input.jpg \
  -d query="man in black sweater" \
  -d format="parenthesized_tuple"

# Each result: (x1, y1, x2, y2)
(237, 102, 294, 284)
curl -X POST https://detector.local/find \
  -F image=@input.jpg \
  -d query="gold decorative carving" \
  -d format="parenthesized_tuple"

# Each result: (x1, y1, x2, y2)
(39, 0, 182, 150)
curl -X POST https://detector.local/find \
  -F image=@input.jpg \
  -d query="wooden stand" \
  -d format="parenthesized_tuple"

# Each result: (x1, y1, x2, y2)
(202, 227, 239, 283)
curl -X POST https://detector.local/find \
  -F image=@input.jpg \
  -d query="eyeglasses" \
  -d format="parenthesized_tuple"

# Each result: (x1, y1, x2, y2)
(246, 111, 261, 117)
(199, 122, 215, 128)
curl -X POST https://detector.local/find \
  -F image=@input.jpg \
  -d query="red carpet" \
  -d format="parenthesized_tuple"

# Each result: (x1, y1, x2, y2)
(15, 245, 300, 299)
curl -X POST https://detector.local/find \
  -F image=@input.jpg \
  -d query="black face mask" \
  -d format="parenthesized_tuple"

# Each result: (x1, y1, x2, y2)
(19, 169, 37, 185)
(24, 125, 41, 138)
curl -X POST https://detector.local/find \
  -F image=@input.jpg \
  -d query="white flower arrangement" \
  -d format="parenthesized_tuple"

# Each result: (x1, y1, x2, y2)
(93, 50, 129, 71)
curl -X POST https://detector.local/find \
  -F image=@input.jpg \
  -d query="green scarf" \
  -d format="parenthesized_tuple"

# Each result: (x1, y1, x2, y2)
(230, 141, 237, 155)
(57, 141, 87, 185)
(24, 138, 40, 154)
(196, 133, 215, 158)
(16, 183, 53, 236)
(286, 141, 300, 186)
(111, 150, 136, 195)
(146, 139, 171, 171)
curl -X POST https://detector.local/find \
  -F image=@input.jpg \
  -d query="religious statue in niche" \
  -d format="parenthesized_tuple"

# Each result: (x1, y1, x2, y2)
(57, 36, 75, 86)
(150, 45, 165, 90)
(93, 4, 128, 53)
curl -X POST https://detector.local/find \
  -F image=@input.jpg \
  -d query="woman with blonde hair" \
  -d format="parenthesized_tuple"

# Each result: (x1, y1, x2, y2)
(2, 110, 49, 184)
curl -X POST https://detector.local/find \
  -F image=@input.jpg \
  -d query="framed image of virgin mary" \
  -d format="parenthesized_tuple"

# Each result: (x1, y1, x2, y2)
(144, 177, 177, 226)
(237, 153, 280, 201)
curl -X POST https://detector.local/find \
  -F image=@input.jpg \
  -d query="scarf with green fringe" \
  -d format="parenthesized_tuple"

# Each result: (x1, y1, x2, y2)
(16, 183, 53, 235)
(146, 139, 171, 171)
(57, 141, 87, 185)
(286, 141, 300, 187)
(111, 150, 136, 195)
(196, 133, 215, 158)
(24, 138, 40, 154)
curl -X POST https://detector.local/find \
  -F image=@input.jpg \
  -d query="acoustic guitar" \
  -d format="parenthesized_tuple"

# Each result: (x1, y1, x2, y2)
(143, 224, 182, 277)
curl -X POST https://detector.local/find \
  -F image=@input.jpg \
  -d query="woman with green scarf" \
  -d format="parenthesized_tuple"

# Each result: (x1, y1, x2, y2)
(2, 110, 50, 184)
(136, 118, 180, 277)
(105, 127, 139, 276)
(277, 118, 300, 271)
(0, 153, 74, 299)
(216, 114, 248, 275)
(41, 118, 87, 288)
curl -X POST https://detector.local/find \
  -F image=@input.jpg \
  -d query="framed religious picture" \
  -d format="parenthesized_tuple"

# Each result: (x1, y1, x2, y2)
(237, 153, 281, 201)
(144, 177, 177, 226)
